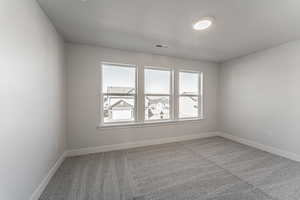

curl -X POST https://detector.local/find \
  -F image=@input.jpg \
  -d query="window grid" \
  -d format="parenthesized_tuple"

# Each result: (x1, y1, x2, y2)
(100, 62, 203, 126)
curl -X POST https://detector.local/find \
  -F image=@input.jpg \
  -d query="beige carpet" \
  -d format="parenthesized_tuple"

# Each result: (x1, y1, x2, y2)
(40, 137, 300, 200)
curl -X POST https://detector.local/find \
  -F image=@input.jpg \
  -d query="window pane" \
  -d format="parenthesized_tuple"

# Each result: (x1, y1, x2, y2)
(145, 68, 170, 94)
(102, 64, 136, 94)
(103, 95, 135, 123)
(179, 96, 198, 118)
(145, 96, 170, 120)
(179, 72, 199, 95)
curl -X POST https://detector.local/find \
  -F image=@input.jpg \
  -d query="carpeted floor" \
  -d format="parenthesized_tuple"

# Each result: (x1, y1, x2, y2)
(40, 137, 300, 200)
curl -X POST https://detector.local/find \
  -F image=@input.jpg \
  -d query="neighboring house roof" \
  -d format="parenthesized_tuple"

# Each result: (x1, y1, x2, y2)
(109, 100, 133, 110)
(181, 92, 197, 95)
(181, 92, 198, 102)
(146, 96, 169, 105)
(107, 87, 135, 94)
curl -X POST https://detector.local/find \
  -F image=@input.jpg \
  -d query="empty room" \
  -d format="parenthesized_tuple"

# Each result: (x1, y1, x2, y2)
(2, 0, 300, 199)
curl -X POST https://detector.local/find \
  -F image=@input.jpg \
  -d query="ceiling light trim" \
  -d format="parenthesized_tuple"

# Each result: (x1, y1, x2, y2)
(193, 16, 215, 31)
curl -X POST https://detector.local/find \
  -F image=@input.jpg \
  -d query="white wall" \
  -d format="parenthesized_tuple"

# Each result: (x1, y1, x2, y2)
(0, 0, 66, 199)
(220, 40, 300, 155)
(66, 43, 219, 150)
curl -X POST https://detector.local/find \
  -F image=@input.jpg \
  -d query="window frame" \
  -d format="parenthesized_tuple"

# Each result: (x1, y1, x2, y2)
(98, 62, 203, 128)
(143, 66, 174, 122)
(100, 62, 138, 125)
(177, 70, 203, 120)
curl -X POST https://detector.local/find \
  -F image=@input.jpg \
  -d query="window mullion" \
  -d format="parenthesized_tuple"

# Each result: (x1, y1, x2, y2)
(199, 72, 203, 118)
(137, 65, 144, 123)
(174, 69, 179, 120)
(100, 92, 104, 125)
(170, 69, 175, 120)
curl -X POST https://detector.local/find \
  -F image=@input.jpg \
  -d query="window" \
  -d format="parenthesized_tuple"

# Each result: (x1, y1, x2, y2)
(178, 71, 202, 119)
(101, 63, 136, 123)
(144, 68, 172, 121)
(100, 62, 203, 127)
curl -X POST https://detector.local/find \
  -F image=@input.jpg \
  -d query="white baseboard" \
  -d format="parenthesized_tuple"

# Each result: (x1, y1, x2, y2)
(30, 152, 67, 200)
(67, 131, 218, 157)
(219, 132, 300, 162)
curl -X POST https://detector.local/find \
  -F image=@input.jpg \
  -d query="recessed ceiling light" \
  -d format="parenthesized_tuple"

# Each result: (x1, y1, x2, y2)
(193, 17, 214, 30)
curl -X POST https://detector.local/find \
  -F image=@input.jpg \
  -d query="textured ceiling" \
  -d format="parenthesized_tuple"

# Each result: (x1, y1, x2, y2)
(38, 0, 300, 62)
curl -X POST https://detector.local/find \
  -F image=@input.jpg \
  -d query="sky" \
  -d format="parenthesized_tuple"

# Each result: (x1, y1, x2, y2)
(102, 64, 199, 95)
(102, 64, 136, 93)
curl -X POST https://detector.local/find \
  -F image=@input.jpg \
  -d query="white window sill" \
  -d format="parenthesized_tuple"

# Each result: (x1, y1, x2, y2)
(97, 117, 205, 130)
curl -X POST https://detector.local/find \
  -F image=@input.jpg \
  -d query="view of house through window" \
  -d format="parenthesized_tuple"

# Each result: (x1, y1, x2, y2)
(102, 63, 136, 123)
(144, 68, 171, 120)
(179, 71, 200, 118)
(101, 63, 202, 125)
